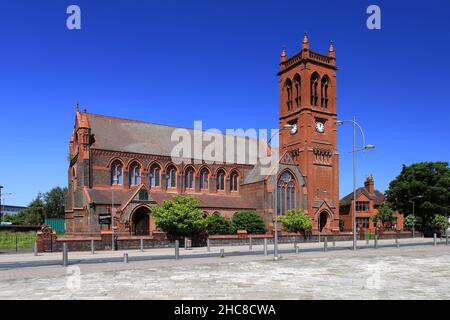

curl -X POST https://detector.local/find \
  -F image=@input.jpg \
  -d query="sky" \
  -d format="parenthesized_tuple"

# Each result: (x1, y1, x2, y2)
(0, 0, 449, 206)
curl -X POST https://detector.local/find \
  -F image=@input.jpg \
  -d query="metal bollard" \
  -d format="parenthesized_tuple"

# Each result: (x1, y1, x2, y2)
(395, 237, 399, 248)
(366, 238, 369, 245)
(220, 249, 225, 258)
(374, 235, 378, 249)
(175, 240, 180, 260)
(207, 238, 210, 252)
(324, 237, 328, 252)
(62, 243, 68, 267)
(140, 238, 144, 252)
(434, 233, 437, 246)
(332, 237, 336, 247)
(123, 253, 129, 263)
(249, 237, 252, 251)
(295, 247, 299, 254)
(34, 241, 38, 256)
(264, 238, 268, 256)
(91, 239, 95, 254)
(446, 232, 449, 246)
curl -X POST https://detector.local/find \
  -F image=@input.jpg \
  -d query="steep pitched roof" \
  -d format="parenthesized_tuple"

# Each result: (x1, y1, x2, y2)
(339, 187, 385, 206)
(86, 188, 255, 210)
(86, 113, 265, 165)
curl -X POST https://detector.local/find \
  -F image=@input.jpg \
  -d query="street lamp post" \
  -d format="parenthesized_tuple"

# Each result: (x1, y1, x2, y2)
(268, 124, 294, 260)
(336, 117, 375, 251)
(409, 195, 422, 238)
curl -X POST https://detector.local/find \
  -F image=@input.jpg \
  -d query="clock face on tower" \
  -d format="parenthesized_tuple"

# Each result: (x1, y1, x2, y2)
(315, 121, 325, 133)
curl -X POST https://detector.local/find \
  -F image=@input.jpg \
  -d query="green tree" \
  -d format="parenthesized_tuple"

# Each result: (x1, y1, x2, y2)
(431, 215, 449, 232)
(1, 214, 16, 223)
(12, 196, 45, 225)
(372, 203, 396, 228)
(403, 214, 422, 231)
(279, 209, 312, 233)
(385, 162, 450, 230)
(152, 196, 207, 237)
(205, 214, 234, 235)
(43, 187, 68, 218)
(232, 211, 266, 234)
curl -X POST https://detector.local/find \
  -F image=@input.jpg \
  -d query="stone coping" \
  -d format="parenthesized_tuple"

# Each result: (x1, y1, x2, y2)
(56, 237, 102, 242)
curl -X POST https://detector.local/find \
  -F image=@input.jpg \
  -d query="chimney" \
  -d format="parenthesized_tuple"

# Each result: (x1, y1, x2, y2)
(365, 175, 375, 194)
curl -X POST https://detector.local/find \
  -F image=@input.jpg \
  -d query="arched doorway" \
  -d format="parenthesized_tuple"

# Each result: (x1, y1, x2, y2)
(318, 211, 328, 233)
(132, 207, 151, 236)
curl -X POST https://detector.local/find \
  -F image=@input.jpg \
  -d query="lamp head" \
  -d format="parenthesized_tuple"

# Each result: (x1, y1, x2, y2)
(364, 144, 375, 150)
(336, 120, 344, 126)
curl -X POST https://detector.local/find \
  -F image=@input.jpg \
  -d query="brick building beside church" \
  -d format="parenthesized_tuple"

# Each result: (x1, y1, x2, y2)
(65, 34, 341, 237)
(339, 175, 404, 232)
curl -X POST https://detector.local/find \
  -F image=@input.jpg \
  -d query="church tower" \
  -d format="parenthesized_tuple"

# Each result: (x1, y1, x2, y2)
(278, 34, 339, 232)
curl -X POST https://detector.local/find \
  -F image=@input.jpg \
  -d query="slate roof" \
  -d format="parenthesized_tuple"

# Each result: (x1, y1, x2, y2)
(150, 192, 256, 210)
(86, 113, 265, 165)
(87, 188, 136, 205)
(86, 188, 255, 210)
(339, 187, 385, 206)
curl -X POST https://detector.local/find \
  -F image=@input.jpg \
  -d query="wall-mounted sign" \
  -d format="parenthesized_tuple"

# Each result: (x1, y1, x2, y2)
(99, 214, 112, 225)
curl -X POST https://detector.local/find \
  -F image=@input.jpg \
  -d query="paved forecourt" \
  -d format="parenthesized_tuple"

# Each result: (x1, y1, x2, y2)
(0, 238, 449, 299)
(0, 237, 439, 269)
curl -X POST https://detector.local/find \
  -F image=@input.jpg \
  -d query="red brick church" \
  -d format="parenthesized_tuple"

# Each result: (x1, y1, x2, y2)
(65, 34, 341, 236)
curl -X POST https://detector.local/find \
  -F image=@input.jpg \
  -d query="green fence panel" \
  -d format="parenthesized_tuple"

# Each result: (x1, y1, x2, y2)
(44, 218, 65, 233)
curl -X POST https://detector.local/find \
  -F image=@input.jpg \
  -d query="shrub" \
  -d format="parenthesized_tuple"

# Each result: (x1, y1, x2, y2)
(430, 215, 449, 231)
(404, 215, 422, 231)
(232, 211, 266, 234)
(279, 209, 312, 233)
(152, 196, 207, 237)
(205, 214, 234, 235)
(339, 218, 345, 232)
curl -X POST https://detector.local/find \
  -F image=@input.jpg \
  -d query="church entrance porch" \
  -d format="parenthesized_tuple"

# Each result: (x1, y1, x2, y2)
(131, 207, 151, 236)
(318, 211, 329, 233)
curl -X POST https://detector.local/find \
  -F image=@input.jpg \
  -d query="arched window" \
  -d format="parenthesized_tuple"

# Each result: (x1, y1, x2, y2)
(285, 78, 293, 111)
(149, 163, 161, 187)
(111, 161, 123, 185)
(129, 164, 141, 186)
(293, 74, 301, 108)
(310, 73, 320, 106)
(321, 75, 329, 108)
(166, 165, 177, 189)
(277, 171, 296, 215)
(200, 168, 209, 190)
(216, 170, 225, 191)
(184, 167, 195, 190)
(230, 171, 239, 192)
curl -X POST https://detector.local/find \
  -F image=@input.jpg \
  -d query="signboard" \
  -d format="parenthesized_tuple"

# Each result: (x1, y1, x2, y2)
(99, 213, 112, 225)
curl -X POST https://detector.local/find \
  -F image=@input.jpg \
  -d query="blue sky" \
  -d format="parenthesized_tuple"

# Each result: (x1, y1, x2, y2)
(0, 0, 449, 206)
